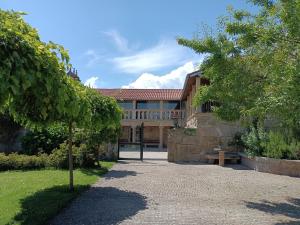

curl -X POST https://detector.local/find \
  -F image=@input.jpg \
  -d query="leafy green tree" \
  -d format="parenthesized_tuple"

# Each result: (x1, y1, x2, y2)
(178, 0, 300, 132)
(0, 9, 122, 191)
(0, 10, 91, 191)
(0, 10, 72, 126)
(84, 88, 122, 163)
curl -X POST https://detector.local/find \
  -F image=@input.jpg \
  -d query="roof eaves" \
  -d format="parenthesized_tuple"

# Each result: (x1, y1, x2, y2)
(180, 70, 202, 100)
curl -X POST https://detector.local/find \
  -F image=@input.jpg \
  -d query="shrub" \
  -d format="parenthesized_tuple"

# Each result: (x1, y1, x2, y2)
(262, 132, 300, 160)
(21, 124, 67, 155)
(228, 132, 245, 150)
(49, 142, 97, 169)
(241, 126, 268, 157)
(0, 153, 48, 171)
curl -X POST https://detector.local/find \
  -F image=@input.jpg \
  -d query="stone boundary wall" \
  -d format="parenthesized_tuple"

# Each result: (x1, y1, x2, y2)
(240, 153, 300, 177)
(168, 113, 242, 162)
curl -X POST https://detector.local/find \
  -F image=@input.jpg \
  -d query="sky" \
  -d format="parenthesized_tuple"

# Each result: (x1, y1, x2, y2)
(0, 0, 256, 89)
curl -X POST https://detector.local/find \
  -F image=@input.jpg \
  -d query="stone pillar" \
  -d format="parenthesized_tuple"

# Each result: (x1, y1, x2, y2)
(219, 150, 225, 167)
(160, 100, 163, 120)
(187, 94, 190, 118)
(196, 77, 201, 89)
(196, 77, 201, 112)
(192, 85, 196, 114)
(132, 126, 136, 143)
(132, 100, 136, 120)
(159, 126, 163, 150)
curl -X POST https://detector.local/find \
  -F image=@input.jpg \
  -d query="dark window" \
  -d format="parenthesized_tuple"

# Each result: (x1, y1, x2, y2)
(163, 101, 180, 110)
(118, 100, 133, 109)
(136, 101, 160, 109)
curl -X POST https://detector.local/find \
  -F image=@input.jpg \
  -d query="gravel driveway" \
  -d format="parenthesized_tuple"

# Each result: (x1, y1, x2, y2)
(51, 159, 300, 225)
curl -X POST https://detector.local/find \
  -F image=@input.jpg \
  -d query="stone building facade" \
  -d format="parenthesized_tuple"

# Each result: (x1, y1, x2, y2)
(167, 71, 242, 162)
(97, 89, 184, 150)
(99, 70, 241, 160)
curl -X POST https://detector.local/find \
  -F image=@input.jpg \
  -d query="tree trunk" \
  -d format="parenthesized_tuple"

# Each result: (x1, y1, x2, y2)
(68, 122, 74, 191)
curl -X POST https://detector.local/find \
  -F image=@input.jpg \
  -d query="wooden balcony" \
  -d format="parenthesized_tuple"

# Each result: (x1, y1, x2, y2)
(122, 109, 185, 121)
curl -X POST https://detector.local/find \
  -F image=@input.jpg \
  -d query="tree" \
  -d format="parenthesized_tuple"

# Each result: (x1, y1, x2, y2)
(0, 10, 72, 127)
(0, 10, 91, 191)
(177, 0, 300, 134)
(84, 88, 122, 163)
(0, 9, 122, 191)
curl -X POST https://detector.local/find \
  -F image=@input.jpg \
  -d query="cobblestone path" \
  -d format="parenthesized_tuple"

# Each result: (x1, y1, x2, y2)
(51, 160, 300, 225)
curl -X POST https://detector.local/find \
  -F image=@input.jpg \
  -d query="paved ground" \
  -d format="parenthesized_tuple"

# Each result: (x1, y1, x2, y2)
(51, 158, 300, 225)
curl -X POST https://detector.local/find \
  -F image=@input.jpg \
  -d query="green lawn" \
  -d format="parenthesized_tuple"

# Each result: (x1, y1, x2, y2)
(0, 161, 114, 225)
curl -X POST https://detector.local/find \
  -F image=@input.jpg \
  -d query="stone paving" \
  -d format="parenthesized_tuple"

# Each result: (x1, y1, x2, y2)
(51, 158, 300, 225)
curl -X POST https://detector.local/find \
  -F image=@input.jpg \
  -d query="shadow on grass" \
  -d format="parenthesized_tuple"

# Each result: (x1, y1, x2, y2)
(8, 185, 88, 225)
(245, 198, 300, 225)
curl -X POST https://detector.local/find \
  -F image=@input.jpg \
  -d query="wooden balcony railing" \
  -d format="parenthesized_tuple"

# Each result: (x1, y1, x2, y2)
(122, 109, 185, 121)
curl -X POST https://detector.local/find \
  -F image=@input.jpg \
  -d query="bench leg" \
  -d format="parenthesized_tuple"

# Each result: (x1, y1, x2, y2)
(219, 151, 225, 166)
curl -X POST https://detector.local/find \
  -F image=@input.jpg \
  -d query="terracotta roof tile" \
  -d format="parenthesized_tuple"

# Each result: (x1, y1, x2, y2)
(96, 89, 182, 101)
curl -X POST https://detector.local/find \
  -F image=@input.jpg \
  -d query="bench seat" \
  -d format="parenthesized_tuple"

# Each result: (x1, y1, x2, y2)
(206, 152, 240, 164)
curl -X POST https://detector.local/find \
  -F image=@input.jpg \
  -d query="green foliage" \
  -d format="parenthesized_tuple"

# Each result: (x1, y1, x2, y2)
(21, 124, 67, 155)
(49, 142, 97, 169)
(0, 9, 122, 190)
(0, 153, 48, 171)
(178, 0, 300, 128)
(0, 9, 74, 127)
(241, 126, 268, 157)
(228, 132, 245, 149)
(183, 128, 197, 136)
(261, 131, 300, 159)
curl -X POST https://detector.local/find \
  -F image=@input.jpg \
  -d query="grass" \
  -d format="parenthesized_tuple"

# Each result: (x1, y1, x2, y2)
(0, 161, 114, 225)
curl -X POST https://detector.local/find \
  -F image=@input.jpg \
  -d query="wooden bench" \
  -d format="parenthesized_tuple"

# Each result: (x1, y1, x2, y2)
(206, 152, 240, 165)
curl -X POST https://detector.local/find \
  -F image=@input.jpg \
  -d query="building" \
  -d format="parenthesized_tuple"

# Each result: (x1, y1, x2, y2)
(97, 88, 183, 150)
(97, 70, 219, 151)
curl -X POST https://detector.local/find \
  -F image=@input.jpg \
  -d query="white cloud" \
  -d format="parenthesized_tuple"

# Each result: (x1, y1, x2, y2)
(84, 49, 103, 67)
(122, 61, 196, 89)
(84, 76, 99, 88)
(113, 39, 199, 74)
(103, 29, 129, 53)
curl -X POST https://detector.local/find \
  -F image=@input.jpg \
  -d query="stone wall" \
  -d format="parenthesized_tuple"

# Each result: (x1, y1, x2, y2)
(240, 153, 300, 177)
(168, 113, 242, 162)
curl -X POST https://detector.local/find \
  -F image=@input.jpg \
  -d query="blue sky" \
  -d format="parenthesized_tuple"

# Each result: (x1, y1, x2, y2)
(0, 0, 256, 89)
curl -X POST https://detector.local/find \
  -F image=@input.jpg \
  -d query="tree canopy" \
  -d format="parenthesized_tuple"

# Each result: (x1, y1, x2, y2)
(0, 9, 122, 190)
(178, 0, 300, 130)
(0, 9, 75, 127)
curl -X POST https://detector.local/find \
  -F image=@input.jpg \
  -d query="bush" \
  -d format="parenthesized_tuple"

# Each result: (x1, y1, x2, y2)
(0, 153, 48, 171)
(262, 132, 300, 160)
(241, 126, 268, 157)
(21, 124, 67, 155)
(49, 142, 97, 169)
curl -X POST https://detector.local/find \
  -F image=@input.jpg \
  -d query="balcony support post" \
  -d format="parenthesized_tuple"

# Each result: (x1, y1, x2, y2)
(132, 126, 136, 143)
(159, 125, 163, 150)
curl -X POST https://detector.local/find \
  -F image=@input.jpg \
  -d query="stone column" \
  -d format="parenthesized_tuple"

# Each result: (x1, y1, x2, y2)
(219, 150, 225, 167)
(196, 77, 201, 112)
(132, 126, 136, 143)
(192, 84, 196, 114)
(132, 100, 136, 120)
(160, 100, 163, 120)
(187, 94, 190, 118)
(159, 126, 163, 150)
